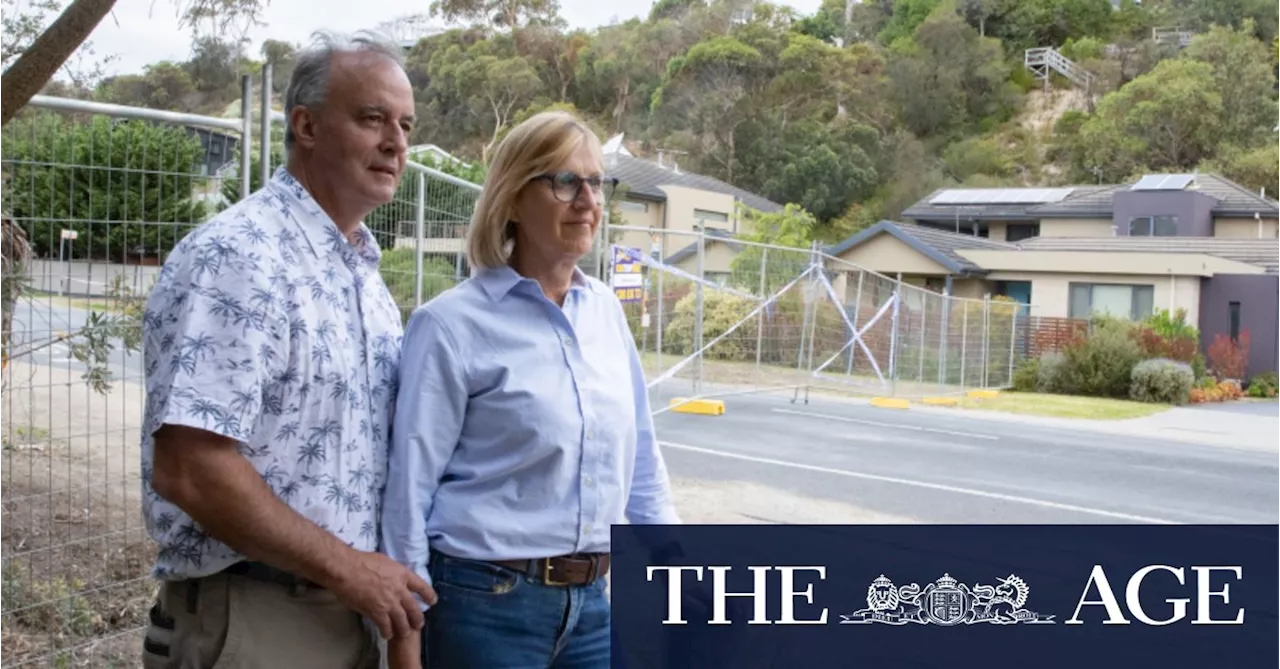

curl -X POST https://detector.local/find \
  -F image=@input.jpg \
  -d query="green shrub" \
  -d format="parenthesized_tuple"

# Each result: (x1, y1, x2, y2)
(1058, 316, 1144, 398)
(1129, 358, 1194, 405)
(1247, 371, 1278, 398)
(1011, 357, 1040, 392)
(662, 289, 757, 361)
(1036, 351, 1069, 393)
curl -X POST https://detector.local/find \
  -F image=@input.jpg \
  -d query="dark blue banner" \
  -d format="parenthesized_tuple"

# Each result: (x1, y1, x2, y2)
(610, 525, 1278, 669)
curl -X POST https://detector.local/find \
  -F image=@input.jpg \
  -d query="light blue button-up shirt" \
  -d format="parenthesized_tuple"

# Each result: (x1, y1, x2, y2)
(380, 264, 680, 593)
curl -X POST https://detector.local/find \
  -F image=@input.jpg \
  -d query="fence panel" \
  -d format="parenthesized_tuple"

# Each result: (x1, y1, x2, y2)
(1, 96, 240, 667)
(606, 225, 819, 408)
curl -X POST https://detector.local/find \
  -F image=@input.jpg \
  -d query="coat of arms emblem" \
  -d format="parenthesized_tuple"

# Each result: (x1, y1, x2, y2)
(840, 573, 1055, 626)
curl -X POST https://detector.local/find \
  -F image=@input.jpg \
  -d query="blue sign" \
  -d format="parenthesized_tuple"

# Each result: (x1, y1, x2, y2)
(610, 524, 1278, 668)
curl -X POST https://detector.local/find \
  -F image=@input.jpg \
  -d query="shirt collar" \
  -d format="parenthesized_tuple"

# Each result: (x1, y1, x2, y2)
(265, 166, 383, 268)
(475, 263, 604, 302)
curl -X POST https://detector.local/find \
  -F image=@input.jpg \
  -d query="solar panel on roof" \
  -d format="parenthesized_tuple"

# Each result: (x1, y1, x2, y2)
(1132, 174, 1195, 190)
(927, 187, 1076, 206)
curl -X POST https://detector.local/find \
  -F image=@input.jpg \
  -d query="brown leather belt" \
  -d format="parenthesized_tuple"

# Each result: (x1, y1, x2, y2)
(490, 553, 610, 586)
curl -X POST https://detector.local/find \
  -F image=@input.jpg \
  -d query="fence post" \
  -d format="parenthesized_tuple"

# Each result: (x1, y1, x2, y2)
(918, 296, 926, 384)
(755, 246, 768, 372)
(1007, 305, 1018, 388)
(939, 276, 952, 387)
(960, 303, 968, 389)
(694, 227, 704, 395)
(889, 273, 902, 397)
(656, 239, 664, 374)
(981, 294, 991, 389)
(805, 241, 819, 375)
(259, 62, 272, 187)
(414, 171, 426, 307)
(240, 74, 253, 201)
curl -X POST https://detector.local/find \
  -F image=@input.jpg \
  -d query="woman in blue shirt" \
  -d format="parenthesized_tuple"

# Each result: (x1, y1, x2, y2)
(382, 110, 682, 669)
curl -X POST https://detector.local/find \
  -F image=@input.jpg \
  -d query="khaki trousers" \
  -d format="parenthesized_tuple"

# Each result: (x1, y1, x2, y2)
(142, 571, 380, 669)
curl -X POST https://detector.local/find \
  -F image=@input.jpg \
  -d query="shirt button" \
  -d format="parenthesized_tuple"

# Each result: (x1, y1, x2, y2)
(586, 430, 595, 440)
(584, 476, 593, 487)
(562, 335, 574, 347)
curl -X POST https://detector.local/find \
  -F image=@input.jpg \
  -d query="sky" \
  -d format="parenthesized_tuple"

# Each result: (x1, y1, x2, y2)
(74, 0, 825, 78)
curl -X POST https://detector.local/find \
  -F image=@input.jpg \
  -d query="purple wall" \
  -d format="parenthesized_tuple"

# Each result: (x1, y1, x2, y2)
(1198, 274, 1279, 380)
(1113, 191, 1217, 236)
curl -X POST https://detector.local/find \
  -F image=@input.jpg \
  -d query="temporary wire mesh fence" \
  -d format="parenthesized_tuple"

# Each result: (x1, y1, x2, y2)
(0, 93, 237, 667)
(604, 225, 1029, 412)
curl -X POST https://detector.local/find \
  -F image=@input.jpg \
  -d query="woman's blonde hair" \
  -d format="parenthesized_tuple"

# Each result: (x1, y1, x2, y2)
(466, 110, 605, 270)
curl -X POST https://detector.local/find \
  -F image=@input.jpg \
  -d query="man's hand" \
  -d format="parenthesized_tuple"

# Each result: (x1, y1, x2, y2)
(150, 424, 436, 640)
(329, 549, 437, 640)
(387, 628, 423, 669)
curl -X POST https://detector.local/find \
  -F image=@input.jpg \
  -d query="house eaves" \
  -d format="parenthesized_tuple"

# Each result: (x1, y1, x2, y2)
(665, 228, 742, 265)
(824, 220, 1015, 275)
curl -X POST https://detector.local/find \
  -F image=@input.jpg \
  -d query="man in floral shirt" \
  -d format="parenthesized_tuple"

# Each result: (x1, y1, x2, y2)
(138, 29, 434, 669)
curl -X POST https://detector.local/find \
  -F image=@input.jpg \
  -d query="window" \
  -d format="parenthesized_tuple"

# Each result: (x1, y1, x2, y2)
(1068, 283, 1155, 321)
(1229, 301, 1241, 342)
(1006, 223, 1040, 242)
(694, 209, 729, 223)
(619, 200, 649, 213)
(1128, 215, 1178, 236)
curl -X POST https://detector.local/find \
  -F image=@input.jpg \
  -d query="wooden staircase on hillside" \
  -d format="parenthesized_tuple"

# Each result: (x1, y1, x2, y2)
(1024, 47, 1096, 94)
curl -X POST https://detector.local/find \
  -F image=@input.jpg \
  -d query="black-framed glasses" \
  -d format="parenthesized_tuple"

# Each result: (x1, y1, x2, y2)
(532, 171, 619, 204)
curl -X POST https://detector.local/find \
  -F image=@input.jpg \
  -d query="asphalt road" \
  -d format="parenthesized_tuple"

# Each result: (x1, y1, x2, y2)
(650, 390, 1279, 525)
(7, 298, 144, 382)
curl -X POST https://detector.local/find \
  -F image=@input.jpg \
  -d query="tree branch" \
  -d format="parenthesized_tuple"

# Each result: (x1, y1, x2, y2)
(1, 0, 117, 126)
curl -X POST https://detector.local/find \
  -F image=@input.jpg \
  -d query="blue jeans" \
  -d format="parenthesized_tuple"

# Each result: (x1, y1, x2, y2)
(423, 551, 611, 669)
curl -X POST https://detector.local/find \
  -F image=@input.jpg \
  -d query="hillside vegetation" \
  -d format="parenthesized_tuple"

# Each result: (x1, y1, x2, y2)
(39, 0, 1280, 243)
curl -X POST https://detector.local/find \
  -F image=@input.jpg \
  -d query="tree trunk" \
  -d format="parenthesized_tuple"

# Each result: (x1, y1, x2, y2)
(1, 0, 117, 127)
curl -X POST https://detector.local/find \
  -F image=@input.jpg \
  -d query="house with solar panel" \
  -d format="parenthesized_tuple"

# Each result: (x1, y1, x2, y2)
(822, 172, 1279, 378)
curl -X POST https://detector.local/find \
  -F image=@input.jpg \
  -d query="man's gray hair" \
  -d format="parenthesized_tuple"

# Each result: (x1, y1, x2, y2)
(284, 29, 407, 148)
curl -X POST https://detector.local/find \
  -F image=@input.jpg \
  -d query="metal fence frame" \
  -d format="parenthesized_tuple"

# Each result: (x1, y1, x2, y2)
(0, 71, 1032, 665)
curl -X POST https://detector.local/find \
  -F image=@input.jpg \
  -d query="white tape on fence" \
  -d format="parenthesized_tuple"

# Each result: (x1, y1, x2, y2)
(810, 289, 896, 385)
(645, 265, 818, 389)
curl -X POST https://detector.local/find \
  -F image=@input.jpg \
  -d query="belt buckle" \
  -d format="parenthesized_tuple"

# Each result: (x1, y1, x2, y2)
(543, 559, 572, 587)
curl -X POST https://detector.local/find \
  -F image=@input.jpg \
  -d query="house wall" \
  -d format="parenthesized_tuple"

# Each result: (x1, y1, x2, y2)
(831, 234, 951, 275)
(670, 241, 738, 279)
(1112, 190, 1217, 236)
(1036, 217, 1114, 237)
(611, 198, 665, 258)
(1213, 218, 1279, 239)
(984, 271, 1201, 323)
(1198, 274, 1279, 379)
(950, 278, 995, 299)
(658, 185, 737, 257)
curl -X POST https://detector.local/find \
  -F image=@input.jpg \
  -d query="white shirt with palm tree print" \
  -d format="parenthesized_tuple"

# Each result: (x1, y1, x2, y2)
(140, 167, 404, 581)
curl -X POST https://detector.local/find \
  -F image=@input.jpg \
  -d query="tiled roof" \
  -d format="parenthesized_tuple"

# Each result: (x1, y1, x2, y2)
(604, 152, 783, 214)
(1016, 237, 1280, 273)
(825, 221, 1016, 274)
